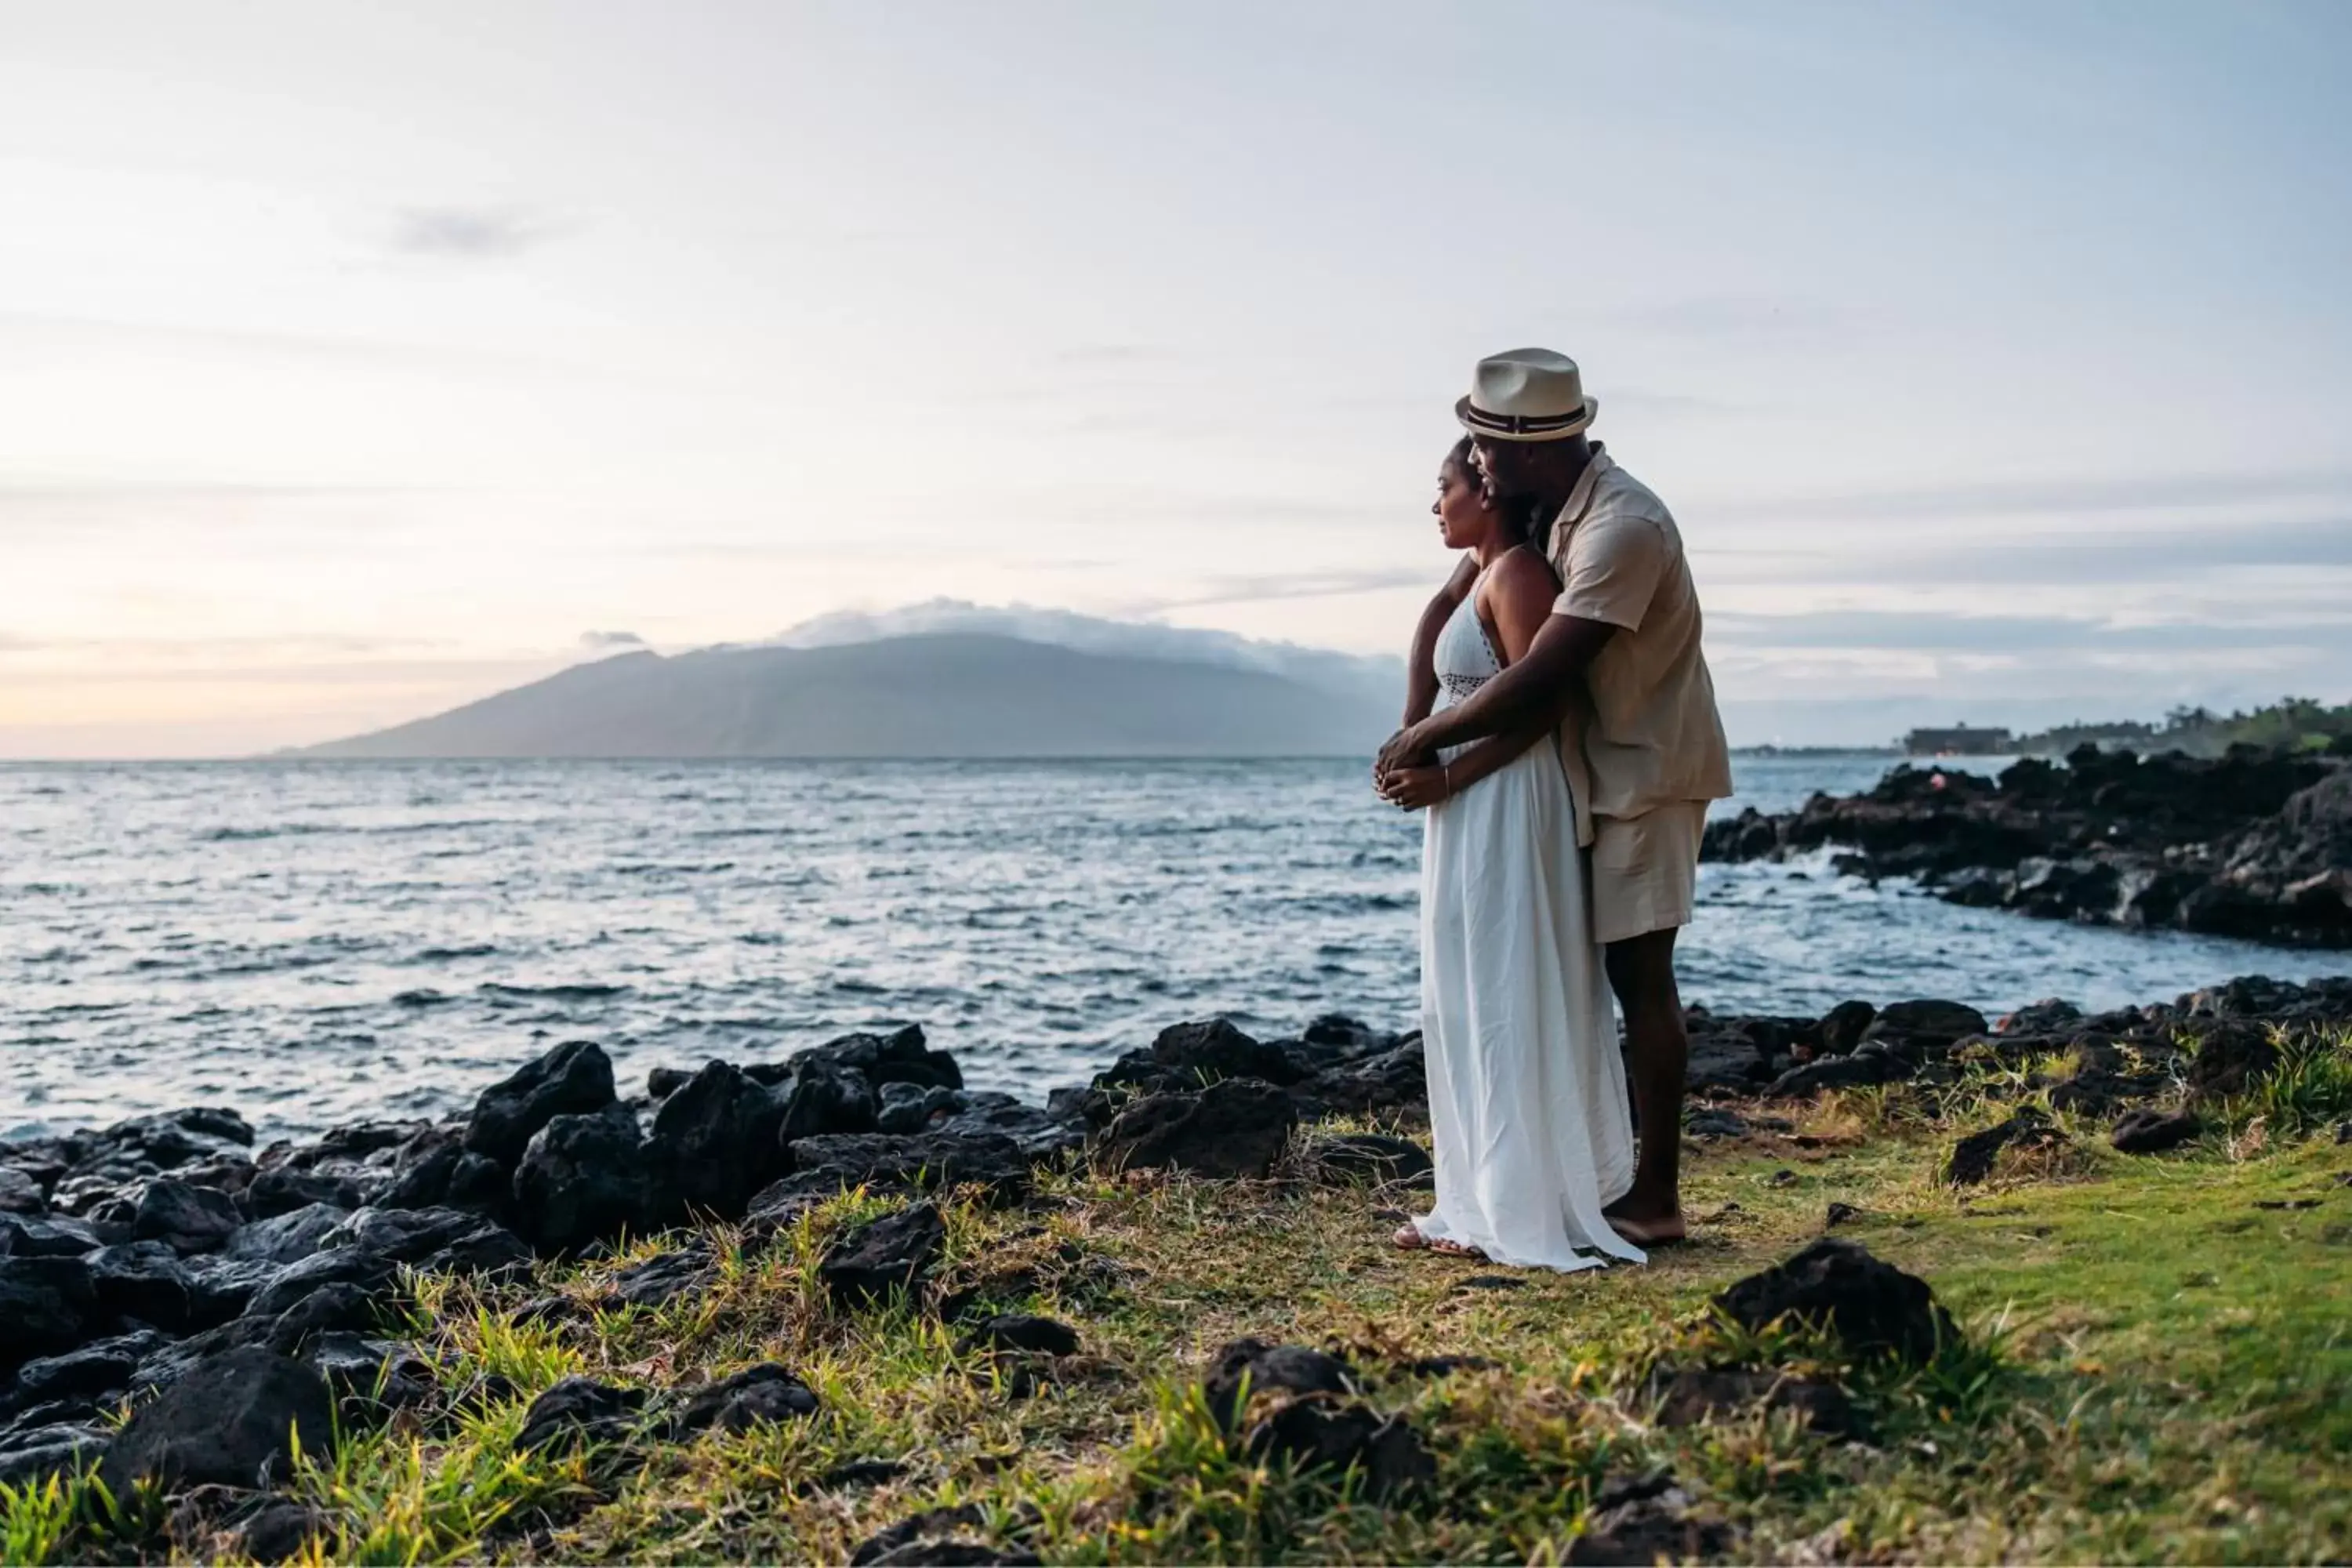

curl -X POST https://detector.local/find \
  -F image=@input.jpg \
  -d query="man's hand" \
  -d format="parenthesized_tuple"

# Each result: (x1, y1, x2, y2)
(1378, 765, 1449, 810)
(1374, 724, 1432, 782)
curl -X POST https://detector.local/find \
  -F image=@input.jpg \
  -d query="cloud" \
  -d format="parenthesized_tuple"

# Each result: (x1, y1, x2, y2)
(1120, 569, 1439, 614)
(1609, 295, 1848, 342)
(579, 630, 646, 651)
(0, 633, 38, 653)
(1722, 469, 2352, 523)
(388, 206, 572, 260)
(1708, 608, 2352, 655)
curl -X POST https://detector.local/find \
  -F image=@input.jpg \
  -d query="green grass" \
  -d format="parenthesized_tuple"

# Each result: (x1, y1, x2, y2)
(8, 1035, 2352, 1565)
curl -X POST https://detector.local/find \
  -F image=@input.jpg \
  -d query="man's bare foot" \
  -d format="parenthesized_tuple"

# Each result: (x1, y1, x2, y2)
(1607, 1211, 1687, 1247)
(1428, 1237, 1486, 1259)
(1393, 1222, 1428, 1250)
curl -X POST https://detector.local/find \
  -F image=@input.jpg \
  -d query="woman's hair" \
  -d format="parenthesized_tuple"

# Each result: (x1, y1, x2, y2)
(1446, 437, 1541, 543)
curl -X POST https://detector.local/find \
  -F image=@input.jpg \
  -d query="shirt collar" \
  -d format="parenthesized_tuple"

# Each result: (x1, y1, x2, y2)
(1549, 441, 1613, 535)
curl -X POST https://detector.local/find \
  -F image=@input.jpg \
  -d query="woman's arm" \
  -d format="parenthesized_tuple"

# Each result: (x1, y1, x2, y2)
(1399, 553, 1479, 729)
(1381, 550, 1564, 808)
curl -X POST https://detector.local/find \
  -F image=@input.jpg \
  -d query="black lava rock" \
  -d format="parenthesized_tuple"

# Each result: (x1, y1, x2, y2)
(1096, 1078, 1298, 1179)
(960, 1314, 1080, 1359)
(607, 1246, 716, 1311)
(1715, 1238, 1956, 1365)
(86, 1240, 196, 1330)
(100, 1347, 334, 1494)
(245, 1246, 401, 1323)
(465, 1039, 618, 1166)
(0, 1256, 97, 1373)
(510, 1105, 655, 1254)
(245, 1169, 363, 1219)
(1299, 1134, 1433, 1185)
(1945, 1109, 2060, 1186)
(132, 1178, 245, 1256)
(669, 1364, 820, 1435)
(1201, 1338, 1356, 1428)
(2112, 1107, 2202, 1154)
(1652, 1365, 1860, 1436)
(779, 1063, 881, 1143)
(514, 1375, 647, 1452)
(820, 1201, 946, 1307)
(645, 1061, 787, 1220)
(1245, 1399, 1434, 1497)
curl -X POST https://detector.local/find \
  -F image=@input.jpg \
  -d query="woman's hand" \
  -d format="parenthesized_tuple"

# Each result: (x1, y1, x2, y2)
(1379, 765, 1450, 811)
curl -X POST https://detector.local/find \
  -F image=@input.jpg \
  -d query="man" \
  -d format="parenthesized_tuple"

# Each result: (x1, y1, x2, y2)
(1377, 347, 1732, 1245)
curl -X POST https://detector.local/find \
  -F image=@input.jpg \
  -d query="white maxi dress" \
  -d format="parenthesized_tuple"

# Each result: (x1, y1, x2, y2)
(1412, 575, 1645, 1271)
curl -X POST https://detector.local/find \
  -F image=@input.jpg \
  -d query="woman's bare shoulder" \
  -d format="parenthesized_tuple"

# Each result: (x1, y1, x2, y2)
(1485, 545, 1561, 610)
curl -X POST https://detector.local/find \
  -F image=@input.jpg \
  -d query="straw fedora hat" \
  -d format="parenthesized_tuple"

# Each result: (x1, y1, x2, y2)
(1456, 347, 1599, 441)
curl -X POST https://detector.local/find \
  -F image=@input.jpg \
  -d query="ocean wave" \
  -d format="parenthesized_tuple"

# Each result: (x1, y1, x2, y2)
(408, 944, 499, 964)
(477, 982, 633, 1001)
(198, 824, 343, 842)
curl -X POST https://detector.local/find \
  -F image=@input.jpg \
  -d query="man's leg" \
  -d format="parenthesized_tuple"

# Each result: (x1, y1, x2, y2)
(1603, 927, 1687, 1238)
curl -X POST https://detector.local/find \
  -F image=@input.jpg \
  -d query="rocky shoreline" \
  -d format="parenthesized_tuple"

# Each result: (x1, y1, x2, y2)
(1702, 742, 2352, 947)
(5, 975, 2350, 1557)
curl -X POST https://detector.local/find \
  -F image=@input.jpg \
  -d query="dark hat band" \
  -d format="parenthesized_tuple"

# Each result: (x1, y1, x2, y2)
(1460, 401, 1590, 437)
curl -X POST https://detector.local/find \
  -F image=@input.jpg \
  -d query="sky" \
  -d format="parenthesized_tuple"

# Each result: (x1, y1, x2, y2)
(4, 0, 2350, 756)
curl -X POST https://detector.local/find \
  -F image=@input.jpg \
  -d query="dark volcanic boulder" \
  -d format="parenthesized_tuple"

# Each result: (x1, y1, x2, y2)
(0, 1167, 45, 1218)
(515, 1375, 647, 1452)
(820, 1201, 946, 1307)
(789, 1025, 963, 1095)
(100, 1348, 334, 1494)
(1764, 1054, 1902, 1098)
(133, 1178, 245, 1256)
(0, 1423, 110, 1487)
(1298, 1134, 1433, 1185)
(2183, 1022, 2281, 1098)
(779, 1063, 881, 1142)
(1715, 1238, 1955, 1365)
(1245, 1399, 1433, 1497)
(1096, 1078, 1297, 1179)
(465, 1039, 617, 1166)
(1202, 1338, 1356, 1428)
(510, 1105, 655, 1253)
(1652, 1366, 1859, 1436)
(960, 1313, 1080, 1359)
(1866, 1000, 1988, 1051)
(244, 1245, 401, 1323)
(9, 1334, 155, 1408)
(646, 1061, 787, 1219)
(0, 1256, 97, 1372)
(321, 1205, 506, 1266)
(779, 1130, 1033, 1204)
(669, 1364, 820, 1435)
(0, 1214, 103, 1257)
(1145, 1019, 1304, 1086)
(85, 1240, 196, 1330)
(223, 1203, 347, 1267)
(245, 1168, 364, 1219)
(1816, 1000, 1878, 1056)
(2111, 1107, 2201, 1154)
(1944, 1109, 2060, 1186)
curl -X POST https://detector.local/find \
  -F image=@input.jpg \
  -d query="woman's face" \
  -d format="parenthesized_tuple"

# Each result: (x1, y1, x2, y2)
(1432, 458, 1491, 550)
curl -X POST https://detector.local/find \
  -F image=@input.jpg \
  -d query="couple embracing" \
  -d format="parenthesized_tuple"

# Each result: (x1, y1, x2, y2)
(1374, 347, 1731, 1272)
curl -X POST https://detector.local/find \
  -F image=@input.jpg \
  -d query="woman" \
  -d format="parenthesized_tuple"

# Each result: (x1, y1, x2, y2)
(1379, 438, 1643, 1271)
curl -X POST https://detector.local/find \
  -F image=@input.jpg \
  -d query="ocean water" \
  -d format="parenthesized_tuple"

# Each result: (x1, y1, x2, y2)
(7, 755, 2351, 1141)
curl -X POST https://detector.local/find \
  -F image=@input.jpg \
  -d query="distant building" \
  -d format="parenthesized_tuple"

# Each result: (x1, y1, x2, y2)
(1903, 725, 2013, 757)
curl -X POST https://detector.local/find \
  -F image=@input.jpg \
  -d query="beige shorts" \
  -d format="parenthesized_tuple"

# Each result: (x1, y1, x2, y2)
(1589, 804, 1706, 947)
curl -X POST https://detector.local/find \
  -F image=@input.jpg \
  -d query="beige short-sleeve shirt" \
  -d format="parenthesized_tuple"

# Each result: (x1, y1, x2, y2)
(1544, 445, 1733, 846)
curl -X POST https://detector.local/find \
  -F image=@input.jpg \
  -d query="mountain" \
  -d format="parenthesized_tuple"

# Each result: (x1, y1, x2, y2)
(299, 632, 1401, 758)
(760, 599, 1403, 712)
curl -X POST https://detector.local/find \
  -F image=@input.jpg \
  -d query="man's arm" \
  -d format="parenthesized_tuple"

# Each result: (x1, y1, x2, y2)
(1401, 554, 1479, 728)
(1376, 612, 1615, 771)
